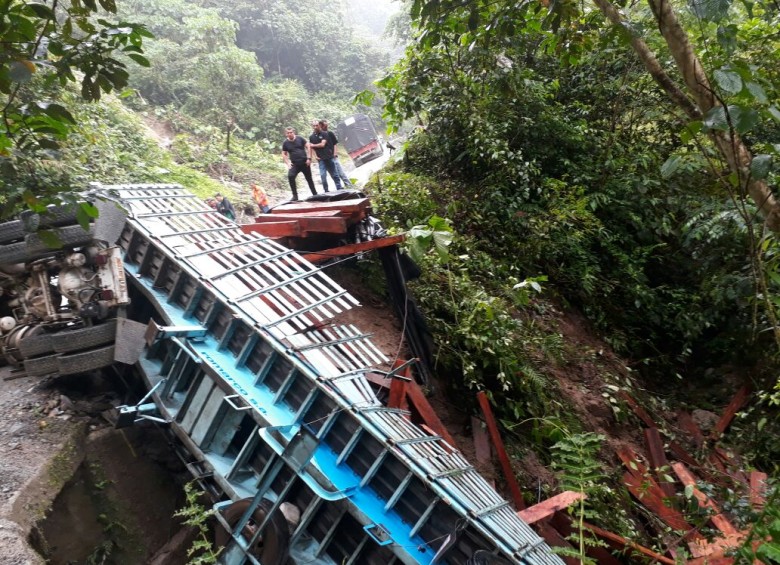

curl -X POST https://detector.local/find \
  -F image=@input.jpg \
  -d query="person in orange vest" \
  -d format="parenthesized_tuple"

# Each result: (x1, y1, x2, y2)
(252, 183, 270, 214)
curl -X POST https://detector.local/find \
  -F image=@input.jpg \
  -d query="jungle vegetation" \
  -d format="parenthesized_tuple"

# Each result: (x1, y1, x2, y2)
(1, 0, 778, 558)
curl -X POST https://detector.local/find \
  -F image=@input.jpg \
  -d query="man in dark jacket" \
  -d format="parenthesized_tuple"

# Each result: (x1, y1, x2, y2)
(214, 193, 236, 220)
(281, 127, 316, 201)
(320, 119, 353, 189)
(309, 120, 341, 192)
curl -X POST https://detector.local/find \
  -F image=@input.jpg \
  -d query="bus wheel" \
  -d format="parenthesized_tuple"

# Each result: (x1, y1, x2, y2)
(215, 498, 289, 565)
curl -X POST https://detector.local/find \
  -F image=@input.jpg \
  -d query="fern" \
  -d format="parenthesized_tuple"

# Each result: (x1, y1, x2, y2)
(551, 432, 609, 564)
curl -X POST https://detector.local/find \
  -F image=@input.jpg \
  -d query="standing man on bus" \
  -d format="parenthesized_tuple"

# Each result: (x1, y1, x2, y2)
(282, 127, 316, 201)
(309, 120, 341, 192)
(320, 119, 353, 189)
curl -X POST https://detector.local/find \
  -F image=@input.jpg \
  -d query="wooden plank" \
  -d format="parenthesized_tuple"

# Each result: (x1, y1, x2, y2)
(622, 471, 696, 532)
(364, 371, 391, 390)
(517, 491, 585, 524)
(618, 391, 657, 428)
(688, 533, 745, 560)
(711, 384, 752, 439)
(644, 428, 677, 497)
(265, 210, 344, 218)
(387, 377, 408, 410)
(678, 411, 706, 448)
(241, 221, 301, 238)
(617, 447, 670, 498)
(476, 391, 526, 510)
(580, 520, 677, 564)
(671, 462, 739, 536)
(749, 471, 768, 509)
(249, 214, 348, 234)
(533, 522, 580, 565)
(272, 198, 370, 214)
(686, 556, 733, 565)
(301, 234, 406, 263)
(405, 377, 457, 448)
(668, 440, 701, 467)
(549, 514, 632, 565)
(471, 415, 491, 465)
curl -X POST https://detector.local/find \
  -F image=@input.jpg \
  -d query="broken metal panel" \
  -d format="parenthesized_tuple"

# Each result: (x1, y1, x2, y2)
(102, 183, 564, 565)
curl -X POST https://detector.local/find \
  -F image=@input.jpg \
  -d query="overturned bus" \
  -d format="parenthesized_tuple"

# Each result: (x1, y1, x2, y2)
(2, 184, 563, 565)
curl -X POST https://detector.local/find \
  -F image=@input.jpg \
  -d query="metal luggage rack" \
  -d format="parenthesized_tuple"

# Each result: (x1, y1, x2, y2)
(102, 184, 562, 565)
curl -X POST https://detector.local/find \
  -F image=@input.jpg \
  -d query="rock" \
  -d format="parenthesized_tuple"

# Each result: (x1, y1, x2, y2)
(692, 409, 719, 432)
(59, 394, 74, 412)
(8, 422, 25, 436)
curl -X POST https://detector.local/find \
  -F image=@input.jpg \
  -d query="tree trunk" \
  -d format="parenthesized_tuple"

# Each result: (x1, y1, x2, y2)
(593, 0, 780, 230)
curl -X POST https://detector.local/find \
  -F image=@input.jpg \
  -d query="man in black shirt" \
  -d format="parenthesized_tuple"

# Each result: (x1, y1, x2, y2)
(309, 120, 341, 192)
(320, 119, 353, 189)
(281, 127, 317, 201)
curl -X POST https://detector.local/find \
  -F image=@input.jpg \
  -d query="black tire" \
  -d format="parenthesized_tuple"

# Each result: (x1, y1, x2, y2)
(0, 225, 93, 264)
(57, 345, 115, 375)
(25, 224, 93, 253)
(24, 354, 60, 377)
(0, 241, 29, 264)
(215, 499, 290, 565)
(0, 220, 25, 245)
(18, 332, 55, 358)
(51, 320, 117, 353)
(20, 205, 81, 231)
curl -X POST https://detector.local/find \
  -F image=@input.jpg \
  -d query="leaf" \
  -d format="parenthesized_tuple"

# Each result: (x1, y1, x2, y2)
(702, 106, 728, 131)
(98, 0, 117, 12)
(428, 215, 452, 232)
(37, 102, 76, 124)
(77, 205, 94, 230)
(716, 24, 737, 54)
(713, 69, 742, 94)
(661, 155, 682, 178)
(36, 229, 62, 248)
(684, 484, 694, 499)
(126, 53, 150, 67)
(681, 121, 702, 144)
(24, 3, 56, 19)
(746, 82, 767, 104)
(768, 106, 780, 122)
(728, 105, 759, 133)
(750, 155, 772, 180)
(689, 0, 732, 21)
(756, 541, 780, 563)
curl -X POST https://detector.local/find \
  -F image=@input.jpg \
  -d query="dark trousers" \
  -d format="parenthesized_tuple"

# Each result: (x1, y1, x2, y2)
(288, 162, 317, 200)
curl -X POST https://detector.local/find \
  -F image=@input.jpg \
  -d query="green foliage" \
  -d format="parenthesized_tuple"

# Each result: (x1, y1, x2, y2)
(0, 0, 150, 212)
(367, 170, 442, 227)
(551, 432, 609, 563)
(406, 215, 453, 263)
(738, 480, 780, 562)
(174, 482, 222, 565)
(212, 0, 391, 97)
(374, 0, 780, 380)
